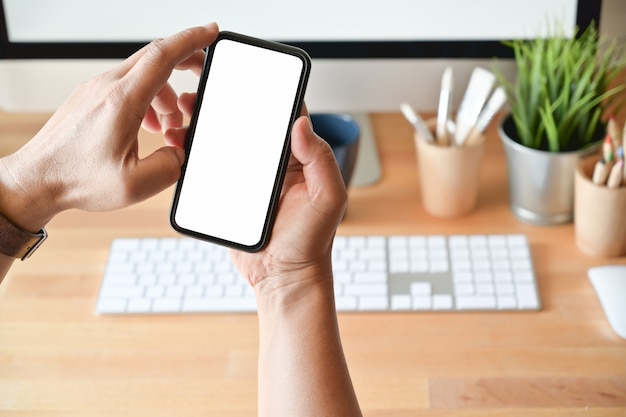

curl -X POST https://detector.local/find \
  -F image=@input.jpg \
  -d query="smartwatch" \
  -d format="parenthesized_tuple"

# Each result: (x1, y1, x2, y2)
(0, 212, 47, 260)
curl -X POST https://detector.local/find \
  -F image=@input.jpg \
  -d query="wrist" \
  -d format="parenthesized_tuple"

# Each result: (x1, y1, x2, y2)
(253, 262, 336, 315)
(0, 150, 64, 232)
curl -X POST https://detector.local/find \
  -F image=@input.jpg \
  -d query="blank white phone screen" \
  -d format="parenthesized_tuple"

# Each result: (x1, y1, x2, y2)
(173, 39, 304, 247)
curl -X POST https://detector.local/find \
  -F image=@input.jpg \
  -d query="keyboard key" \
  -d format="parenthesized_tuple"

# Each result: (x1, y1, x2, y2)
(410, 282, 432, 296)
(412, 296, 433, 310)
(496, 282, 515, 295)
(205, 285, 224, 297)
(367, 236, 386, 248)
(410, 261, 429, 273)
(433, 294, 453, 310)
(514, 271, 535, 283)
(359, 296, 388, 311)
(152, 298, 182, 312)
(494, 272, 514, 283)
(349, 236, 367, 248)
(335, 296, 358, 311)
(127, 298, 152, 313)
(448, 235, 468, 247)
(453, 271, 473, 283)
(354, 272, 387, 284)
(390, 260, 410, 273)
(507, 235, 528, 247)
(101, 285, 144, 299)
(106, 262, 135, 274)
(165, 285, 185, 298)
(334, 272, 352, 284)
(185, 285, 205, 298)
(368, 260, 387, 272)
(389, 236, 408, 248)
(516, 283, 540, 309)
(344, 283, 387, 297)
(469, 235, 487, 247)
(427, 236, 446, 247)
(488, 235, 507, 247)
(225, 285, 244, 297)
(455, 283, 474, 295)
(408, 235, 427, 248)
(497, 296, 517, 309)
(391, 294, 411, 310)
(96, 298, 127, 314)
(452, 259, 472, 271)
(471, 248, 490, 260)
(476, 283, 495, 295)
(456, 295, 497, 310)
(146, 285, 165, 298)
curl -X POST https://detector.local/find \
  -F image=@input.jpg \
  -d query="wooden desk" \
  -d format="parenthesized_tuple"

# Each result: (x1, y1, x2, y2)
(1, 111, 625, 416)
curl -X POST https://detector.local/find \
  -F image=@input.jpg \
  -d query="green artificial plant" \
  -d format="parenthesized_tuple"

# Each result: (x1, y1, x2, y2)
(498, 21, 626, 152)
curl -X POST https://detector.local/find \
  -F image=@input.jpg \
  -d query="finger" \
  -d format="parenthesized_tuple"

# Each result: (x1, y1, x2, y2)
(164, 127, 188, 148)
(178, 92, 197, 117)
(141, 106, 162, 132)
(151, 82, 183, 132)
(174, 49, 207, 77)
(122, 23, 219, 110)
(106, 42, 153, 79)
(107, 27, 208, 81)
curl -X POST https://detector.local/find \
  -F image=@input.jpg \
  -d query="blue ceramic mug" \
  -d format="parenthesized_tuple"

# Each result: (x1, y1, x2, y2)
(310, 113, 360, 188)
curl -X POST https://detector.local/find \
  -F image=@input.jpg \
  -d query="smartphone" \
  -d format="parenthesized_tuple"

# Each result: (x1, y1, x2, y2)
(170, 31, 311, 252)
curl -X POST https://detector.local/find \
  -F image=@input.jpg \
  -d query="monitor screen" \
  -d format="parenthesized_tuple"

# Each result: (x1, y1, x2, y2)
(0, 0, 602, 112)
(1, 0, 597, 58)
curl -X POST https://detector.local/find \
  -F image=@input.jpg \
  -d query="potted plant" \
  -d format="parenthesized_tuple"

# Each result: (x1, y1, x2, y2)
(496, 21, 626, 225)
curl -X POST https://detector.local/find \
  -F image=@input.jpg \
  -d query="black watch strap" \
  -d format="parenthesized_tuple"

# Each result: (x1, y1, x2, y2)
(0, 212, 47, 261)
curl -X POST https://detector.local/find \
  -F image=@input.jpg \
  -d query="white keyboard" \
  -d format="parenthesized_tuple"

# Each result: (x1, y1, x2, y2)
(96, 234, 540, 314)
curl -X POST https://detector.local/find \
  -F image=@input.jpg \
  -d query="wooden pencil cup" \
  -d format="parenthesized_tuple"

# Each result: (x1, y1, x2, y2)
(415, 119, 485, 218)
(574, 156, 626, 258)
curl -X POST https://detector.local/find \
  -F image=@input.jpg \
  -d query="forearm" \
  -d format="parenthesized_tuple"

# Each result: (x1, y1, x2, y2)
(255, 270, 362, 417)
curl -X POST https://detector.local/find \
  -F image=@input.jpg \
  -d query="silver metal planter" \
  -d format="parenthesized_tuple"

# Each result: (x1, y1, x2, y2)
(499, 115, 600, 226)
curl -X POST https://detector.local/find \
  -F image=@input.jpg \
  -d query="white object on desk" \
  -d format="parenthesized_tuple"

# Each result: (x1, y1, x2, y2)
(463, 86, 507, 146)
(454, 67, 495, 146)
(96, 234, 540, 314)
(400, 102, 434, 143)
(436, 66, 453, 144)
(588, 265, 626, 340)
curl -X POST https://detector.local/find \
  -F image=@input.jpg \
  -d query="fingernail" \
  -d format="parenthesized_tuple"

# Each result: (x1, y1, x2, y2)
(174, 146, 186, 165)
(302, 115, 314, 135)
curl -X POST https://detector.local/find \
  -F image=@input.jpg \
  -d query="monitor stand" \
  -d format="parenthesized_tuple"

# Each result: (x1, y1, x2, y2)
(349, 113, 382, 187)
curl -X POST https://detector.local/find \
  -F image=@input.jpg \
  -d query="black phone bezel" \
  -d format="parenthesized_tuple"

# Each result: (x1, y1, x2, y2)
(170, 31, 311, 252)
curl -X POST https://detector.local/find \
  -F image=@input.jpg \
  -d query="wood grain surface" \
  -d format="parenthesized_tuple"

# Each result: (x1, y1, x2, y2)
(1, 110, 625, 416)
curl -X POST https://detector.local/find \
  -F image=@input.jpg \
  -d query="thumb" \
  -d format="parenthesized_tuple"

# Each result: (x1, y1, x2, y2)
(125, 146, 185, 204)
(291, 116, 347, 212)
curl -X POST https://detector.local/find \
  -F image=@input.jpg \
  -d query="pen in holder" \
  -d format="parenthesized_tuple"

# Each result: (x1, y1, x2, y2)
(575, 155, 626, 257)
(415, 119, 485, 218)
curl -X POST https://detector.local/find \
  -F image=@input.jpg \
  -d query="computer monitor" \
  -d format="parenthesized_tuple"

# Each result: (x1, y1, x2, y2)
(0, 0, 603, 113)
(1, 0, 608, 186)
